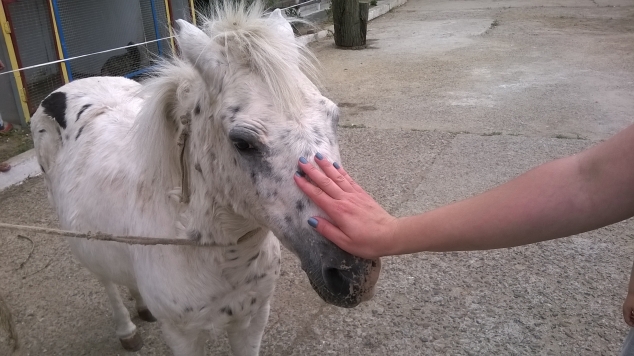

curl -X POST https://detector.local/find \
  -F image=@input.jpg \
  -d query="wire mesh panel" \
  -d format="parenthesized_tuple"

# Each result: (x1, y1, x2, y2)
(171, 0, 193, 22)
(138, 0, 173, 65)
(3, 0, 180, 116)
(2, 0, 328, 121)
(5, 0, 63, 114)
(55, 0, 161, 80)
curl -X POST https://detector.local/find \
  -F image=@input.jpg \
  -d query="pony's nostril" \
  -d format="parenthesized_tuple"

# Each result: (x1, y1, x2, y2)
(322, 267, 350, 297)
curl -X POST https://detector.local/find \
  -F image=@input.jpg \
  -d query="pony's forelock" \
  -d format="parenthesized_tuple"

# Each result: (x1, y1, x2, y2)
(200, 1, 320, 117)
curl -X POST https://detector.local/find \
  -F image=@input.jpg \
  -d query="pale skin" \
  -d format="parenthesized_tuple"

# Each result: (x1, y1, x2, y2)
(293, 122, 634, 260)
(624, 261, 634, 327)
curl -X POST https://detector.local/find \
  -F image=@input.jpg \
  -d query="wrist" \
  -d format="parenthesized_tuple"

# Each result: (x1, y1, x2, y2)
(383, 216, 405, 256)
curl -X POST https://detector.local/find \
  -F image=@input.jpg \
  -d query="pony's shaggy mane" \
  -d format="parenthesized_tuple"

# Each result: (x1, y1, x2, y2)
(200, 0, 319, 116)
(132, 1, 318, 204)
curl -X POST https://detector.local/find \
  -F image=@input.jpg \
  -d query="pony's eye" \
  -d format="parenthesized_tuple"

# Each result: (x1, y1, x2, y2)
(233, 139, 254, 152)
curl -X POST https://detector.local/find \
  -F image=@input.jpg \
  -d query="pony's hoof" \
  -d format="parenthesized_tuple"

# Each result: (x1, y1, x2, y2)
(119, 331, 143, 352)
(138, 308, 157, 322)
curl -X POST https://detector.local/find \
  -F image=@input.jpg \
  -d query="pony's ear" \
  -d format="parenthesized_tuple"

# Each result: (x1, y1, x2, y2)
(268, 9, 294, 41)
(175, 19, 221, 67)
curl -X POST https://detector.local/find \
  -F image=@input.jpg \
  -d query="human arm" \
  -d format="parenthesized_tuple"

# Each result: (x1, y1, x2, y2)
(624, 261, 634, 327)
(294, 123, 634, 259)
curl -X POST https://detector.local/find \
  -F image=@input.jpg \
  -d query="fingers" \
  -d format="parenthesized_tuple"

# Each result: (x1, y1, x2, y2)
(333, 164, 366, 194)
(302, 153, 365, 196)
(298, 157, 345, 199)
(313, 153, 355, 193)
(308, 217, 349, 246)
(307, 217, 375, 259)
(294, 171, 334, 210)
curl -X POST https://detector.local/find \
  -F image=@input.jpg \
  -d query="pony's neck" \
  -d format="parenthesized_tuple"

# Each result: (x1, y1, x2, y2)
(185, 189, 263, 245)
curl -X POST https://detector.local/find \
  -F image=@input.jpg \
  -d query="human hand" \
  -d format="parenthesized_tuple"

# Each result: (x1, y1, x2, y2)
(624, 292, 634, 327)
(294, 153, 399, 259)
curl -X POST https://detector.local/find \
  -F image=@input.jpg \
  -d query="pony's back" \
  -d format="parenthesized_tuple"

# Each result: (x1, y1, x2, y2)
(31, 76, 177, 238)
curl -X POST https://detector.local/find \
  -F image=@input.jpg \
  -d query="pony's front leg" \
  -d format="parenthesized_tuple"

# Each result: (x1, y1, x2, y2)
(227, 302, 270, 356)
(161, 323, 206, 356)
(102, 281, 142, 351)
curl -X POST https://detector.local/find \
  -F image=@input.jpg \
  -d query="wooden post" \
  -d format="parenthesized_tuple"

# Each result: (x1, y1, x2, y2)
(359, 2, 369, 46)
(333, 0, 370, 48)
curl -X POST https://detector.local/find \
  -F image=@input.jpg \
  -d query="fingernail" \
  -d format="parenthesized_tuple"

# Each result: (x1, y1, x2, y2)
(315, 152, 324, 160)
(295, 170, 305, 177)
(333, 162, 341, 169)
(307, 217, 318, 228)
(299, 157, 308, 164)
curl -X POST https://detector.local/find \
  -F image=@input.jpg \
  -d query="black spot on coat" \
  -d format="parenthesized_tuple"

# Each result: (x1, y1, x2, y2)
(227, 106, 241, 123)
(295, 200, 305, 212)
(75, 125, 85, 140)
(220, 306, 233, 316)
(186, 230, 202, 241)
(245, 273, 267, 284)
(76, 104, 92, 122)
(42, 92, 67, 129)
(247, 252, 260, 262)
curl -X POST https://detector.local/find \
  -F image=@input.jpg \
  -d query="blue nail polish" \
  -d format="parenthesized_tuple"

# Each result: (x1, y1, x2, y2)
(295, 171, 302, 177)
(315, 152, 324, 160)
(308, 217, 318, 228)
(299, 157, 308, 164)
(333, 162, 341, 169)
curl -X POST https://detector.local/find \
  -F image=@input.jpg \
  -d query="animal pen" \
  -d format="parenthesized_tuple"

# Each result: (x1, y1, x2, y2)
(0, 0, 201, 125)
(0, 0, 325, 126)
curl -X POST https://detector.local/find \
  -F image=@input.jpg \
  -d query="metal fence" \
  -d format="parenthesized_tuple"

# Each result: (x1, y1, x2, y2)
(0, 0, 328, 123)
(3, 0, 178, 115)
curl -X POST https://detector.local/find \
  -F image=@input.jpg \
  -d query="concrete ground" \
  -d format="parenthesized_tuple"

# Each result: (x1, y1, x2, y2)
(2, 0, 634, 354)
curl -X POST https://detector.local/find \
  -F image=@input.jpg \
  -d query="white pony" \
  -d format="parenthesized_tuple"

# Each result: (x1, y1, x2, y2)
(30, 2, 380, 355)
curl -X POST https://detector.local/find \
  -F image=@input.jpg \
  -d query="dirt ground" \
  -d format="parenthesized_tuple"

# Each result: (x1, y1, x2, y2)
(0, 127, 33, 163)
(2, 0, 634, 355)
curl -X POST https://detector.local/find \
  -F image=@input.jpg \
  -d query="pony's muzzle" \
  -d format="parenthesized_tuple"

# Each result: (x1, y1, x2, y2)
(318, 256, 382, 307)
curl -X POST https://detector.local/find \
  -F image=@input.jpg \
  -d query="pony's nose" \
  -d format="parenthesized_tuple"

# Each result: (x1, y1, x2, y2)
(321, 266, 353, 298)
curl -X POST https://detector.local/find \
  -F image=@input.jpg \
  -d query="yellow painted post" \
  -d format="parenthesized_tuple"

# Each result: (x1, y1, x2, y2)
(0, 4, 31, 122)
(189, 0, 196, 25)
(164, 0, 176, 54)
(47, 0, 69, 84)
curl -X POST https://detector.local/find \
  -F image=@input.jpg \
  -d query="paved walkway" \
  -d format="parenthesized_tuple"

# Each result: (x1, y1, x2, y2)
(2, 1, 634, 354)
